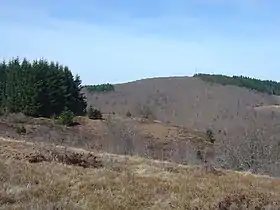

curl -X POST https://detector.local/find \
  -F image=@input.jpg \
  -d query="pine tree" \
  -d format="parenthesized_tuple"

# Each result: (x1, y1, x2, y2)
(0, 57, 87, 118)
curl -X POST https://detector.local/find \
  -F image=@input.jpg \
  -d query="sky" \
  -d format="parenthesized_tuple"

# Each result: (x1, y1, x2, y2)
(0, 0, 279, 84)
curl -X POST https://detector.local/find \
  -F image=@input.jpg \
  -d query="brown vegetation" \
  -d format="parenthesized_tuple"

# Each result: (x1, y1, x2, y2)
(0, 113, 211, 166)
(1, 140, 280, 209)
(2, 76, 280, 209)
(83, 77, 280, 176)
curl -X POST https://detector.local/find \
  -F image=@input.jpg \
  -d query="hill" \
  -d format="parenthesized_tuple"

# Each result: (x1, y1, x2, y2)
(3, 58, 280, 208)
(2, 57, 280, 176)
(0, 113, 211, 166)
(1, 138, 280, 210)
(84, 76, 280, 176)
(194, 73, 280, 95)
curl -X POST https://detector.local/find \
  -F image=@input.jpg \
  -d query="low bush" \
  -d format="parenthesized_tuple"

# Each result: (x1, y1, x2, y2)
(206, 128, 215, 144)
(87, 106, 102, 120)
(126, 110, 132, 117)
(59, 109, 74, 126)
(16, 125, 26, 134)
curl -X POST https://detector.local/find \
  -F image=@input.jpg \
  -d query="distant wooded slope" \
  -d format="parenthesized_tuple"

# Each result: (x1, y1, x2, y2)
(194, 73, 280, 95)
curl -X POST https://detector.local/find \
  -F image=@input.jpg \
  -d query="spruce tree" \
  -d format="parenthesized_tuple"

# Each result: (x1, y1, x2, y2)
(0, 57, 87, 118)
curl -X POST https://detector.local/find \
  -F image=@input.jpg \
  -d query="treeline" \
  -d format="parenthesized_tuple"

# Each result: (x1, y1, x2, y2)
(0, 57, 87, 117)
(194, 73, 280, 95)
(84, 83, 115, 93)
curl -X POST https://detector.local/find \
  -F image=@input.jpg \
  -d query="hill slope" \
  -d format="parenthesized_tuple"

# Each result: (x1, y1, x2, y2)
(84, 76, 280, 176)
(0, 114, 209, 166)
(1, 138, 280, 210)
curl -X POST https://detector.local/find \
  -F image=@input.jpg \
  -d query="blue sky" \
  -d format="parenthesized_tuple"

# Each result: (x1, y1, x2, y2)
(0, 0, 279, 84)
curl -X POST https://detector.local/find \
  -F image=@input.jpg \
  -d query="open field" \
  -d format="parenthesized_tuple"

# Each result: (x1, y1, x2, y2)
(1, 139, 280, 210)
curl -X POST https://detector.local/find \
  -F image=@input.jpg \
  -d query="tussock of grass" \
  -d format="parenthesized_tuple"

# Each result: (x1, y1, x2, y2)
(1, 140, 280, 209)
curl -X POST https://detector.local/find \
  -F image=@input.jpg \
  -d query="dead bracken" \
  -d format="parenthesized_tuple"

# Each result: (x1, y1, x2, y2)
(216, 193, 278, 210)
(1, 140, 280, 209)
(25, 149, 103, 168)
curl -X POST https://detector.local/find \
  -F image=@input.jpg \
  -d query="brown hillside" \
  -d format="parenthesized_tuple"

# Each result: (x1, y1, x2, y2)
(0, 114, 209, 167)
(84, 76, 280, 176)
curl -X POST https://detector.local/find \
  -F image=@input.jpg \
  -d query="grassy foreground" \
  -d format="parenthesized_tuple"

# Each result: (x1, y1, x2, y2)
(0, 139, 280, 210)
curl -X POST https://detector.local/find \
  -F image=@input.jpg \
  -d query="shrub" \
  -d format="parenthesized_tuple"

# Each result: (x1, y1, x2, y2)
(126, 110, 132, 117)
(206, 128, 215, 144)
(88, 106, 102, 120)
(196, 150, 203, 161)
(59, 109, 74, 126)
(16, 125, 26, 134)
(140, 105, 154, 120)
(87, 105, 94, 119)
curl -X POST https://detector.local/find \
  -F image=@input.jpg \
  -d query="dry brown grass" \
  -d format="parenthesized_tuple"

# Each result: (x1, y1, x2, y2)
(0, 114, 210, 169)
(1, 139, 280, 210)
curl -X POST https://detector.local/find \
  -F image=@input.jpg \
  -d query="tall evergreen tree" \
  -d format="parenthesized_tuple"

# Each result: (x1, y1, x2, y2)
(0, 57, 87, 117)
(0, 61, 7, 109)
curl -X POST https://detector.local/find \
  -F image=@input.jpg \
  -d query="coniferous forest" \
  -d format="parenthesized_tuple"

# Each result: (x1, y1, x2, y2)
(194, 73, 280, 95)
(0, 57, 87, 117)
(84, 83, 115, 93)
